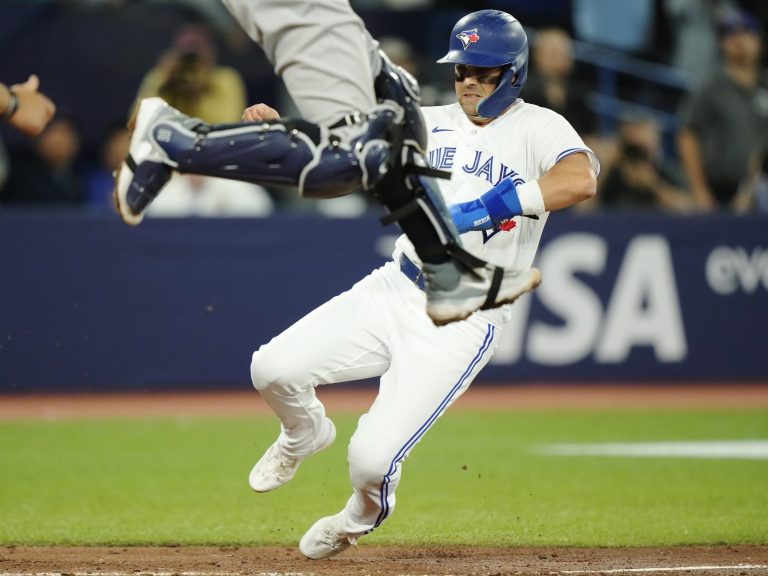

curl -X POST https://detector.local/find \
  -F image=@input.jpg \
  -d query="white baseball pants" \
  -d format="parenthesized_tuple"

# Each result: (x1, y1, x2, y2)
(250, 259, 501, 535)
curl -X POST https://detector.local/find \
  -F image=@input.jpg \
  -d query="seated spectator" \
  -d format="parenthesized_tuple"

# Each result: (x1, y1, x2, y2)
(524, 28, 597, 138)
(600, 117, 692, 212)
(134, 24, 247, 125)
(1, 114, 86, 206)
(84, 123, 131, 212)
(133, 24, 272, 216)
(677, 8, 768, 211)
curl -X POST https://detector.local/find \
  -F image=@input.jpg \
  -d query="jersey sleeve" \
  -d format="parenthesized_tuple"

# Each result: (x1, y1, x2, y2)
(533, 109, 601, 177)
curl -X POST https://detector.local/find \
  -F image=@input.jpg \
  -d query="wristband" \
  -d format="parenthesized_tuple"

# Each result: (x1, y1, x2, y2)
(479, 177, 522, 228)
(516, 180, 545, 215)
(1, 90, 18, 121)
(449, 178, 544, 233)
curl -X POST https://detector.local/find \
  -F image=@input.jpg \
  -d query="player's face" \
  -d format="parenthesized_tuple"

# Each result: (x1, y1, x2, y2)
(454, 64, 504, 120)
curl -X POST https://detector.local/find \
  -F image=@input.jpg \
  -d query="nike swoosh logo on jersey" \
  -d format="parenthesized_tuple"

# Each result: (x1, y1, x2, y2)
(431, 127, 454, 133)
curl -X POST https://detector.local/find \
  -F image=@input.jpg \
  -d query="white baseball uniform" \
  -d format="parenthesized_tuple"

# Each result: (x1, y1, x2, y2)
(250, 98, 599, 537)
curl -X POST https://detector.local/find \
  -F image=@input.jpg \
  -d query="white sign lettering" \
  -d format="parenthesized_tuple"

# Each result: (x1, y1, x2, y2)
(706, 246, 768, 295)
(493, 234, 688, 366)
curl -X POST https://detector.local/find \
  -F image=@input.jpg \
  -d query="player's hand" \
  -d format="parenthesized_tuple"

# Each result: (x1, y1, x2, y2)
(5, 75, 56, 136)
(242, 103, 280, 122)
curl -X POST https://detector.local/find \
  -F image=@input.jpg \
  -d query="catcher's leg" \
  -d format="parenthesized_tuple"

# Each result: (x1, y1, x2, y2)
(373, 51, 541, 325)
(221, 0, 378, 126)
(113, 97, 399, 225)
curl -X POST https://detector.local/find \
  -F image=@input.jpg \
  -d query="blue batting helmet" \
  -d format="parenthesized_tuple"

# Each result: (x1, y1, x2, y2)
(437, 10, 528, 118)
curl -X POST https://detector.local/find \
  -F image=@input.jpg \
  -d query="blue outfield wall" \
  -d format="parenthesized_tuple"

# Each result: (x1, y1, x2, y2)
(0, 212, 766, 392)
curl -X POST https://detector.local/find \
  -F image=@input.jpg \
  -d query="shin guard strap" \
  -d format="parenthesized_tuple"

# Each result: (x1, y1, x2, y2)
(480, 267, 504, 310)
(380, 199, 419, 225)
(409, 165, 451, 180)
(378, 164, 451, 226)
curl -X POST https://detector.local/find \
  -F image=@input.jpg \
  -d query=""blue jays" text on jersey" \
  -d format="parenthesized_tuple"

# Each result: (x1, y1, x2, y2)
(428, 147, 526, 187)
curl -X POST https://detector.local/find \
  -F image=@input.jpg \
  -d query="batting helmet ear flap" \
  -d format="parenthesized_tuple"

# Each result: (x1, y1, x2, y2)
(477, 58, 527, 118)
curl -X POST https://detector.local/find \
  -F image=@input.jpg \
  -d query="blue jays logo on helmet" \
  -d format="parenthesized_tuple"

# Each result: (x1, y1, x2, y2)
(457, 29, 480, 50)
(437, 10, 529, 119)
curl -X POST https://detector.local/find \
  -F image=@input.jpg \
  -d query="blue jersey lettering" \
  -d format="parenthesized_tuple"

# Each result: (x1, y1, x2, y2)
(428, 147, 457, 170)
(462, 151, 481, 173)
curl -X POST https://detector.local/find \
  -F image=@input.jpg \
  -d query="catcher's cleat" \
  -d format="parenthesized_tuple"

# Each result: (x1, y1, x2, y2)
(113, 97, 177, 225)
(299, 512, 358, 560)
(424, 263, 541, 326)
(248, 417, 336, 493)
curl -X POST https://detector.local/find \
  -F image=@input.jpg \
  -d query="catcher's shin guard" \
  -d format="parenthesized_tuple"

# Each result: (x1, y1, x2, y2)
(374, 49, 427, 152)
(152, 106, 398, 198)
(373, 50, 460, 264)
(114, 98, 401, 224)
(376, 146, 461, 263)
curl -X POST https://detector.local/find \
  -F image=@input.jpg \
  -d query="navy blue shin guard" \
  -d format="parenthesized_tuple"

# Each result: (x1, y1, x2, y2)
(373, 50, 462, 265)
(374, 50, 427, 153)
(150, 109, 396, 199)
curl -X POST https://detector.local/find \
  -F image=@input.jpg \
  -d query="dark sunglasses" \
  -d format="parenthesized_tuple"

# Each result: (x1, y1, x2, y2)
(454, 64, 507, 85)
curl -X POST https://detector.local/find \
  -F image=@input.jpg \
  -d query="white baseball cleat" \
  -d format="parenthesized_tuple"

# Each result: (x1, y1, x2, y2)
(425, 264, 541, 326)
(113, 97, 179, 226)
(249, 418, 336, 493)
(299, 512, 358, 560)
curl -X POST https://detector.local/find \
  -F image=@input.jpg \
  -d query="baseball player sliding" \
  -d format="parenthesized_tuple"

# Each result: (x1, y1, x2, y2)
(245, 10, 599, 559)
(111, 2, 597, 557)
(113, 0, 544, 327)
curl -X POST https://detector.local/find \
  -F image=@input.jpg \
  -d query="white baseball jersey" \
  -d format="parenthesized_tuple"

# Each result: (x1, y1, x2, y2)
(394, 100, 599, 325)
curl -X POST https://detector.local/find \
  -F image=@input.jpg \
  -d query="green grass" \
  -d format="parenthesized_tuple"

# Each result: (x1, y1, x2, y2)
(1, 409, 767, 546)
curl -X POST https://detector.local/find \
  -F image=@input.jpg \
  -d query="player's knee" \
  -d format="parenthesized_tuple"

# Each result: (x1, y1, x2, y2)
(347, 434, 395, 487)
(249, 347, 284, 392)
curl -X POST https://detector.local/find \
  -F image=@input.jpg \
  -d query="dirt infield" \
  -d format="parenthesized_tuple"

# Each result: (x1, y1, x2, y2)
(2, 383, 768, 421)
(3, 384, 767, 575)
(2, 544, 768, 575)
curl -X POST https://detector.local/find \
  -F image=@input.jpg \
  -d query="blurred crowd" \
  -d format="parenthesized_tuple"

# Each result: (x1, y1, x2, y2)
(1, 0, 768, 217)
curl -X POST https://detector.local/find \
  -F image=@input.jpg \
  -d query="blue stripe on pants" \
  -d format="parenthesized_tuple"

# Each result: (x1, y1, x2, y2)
(373, 324, 496, 529)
